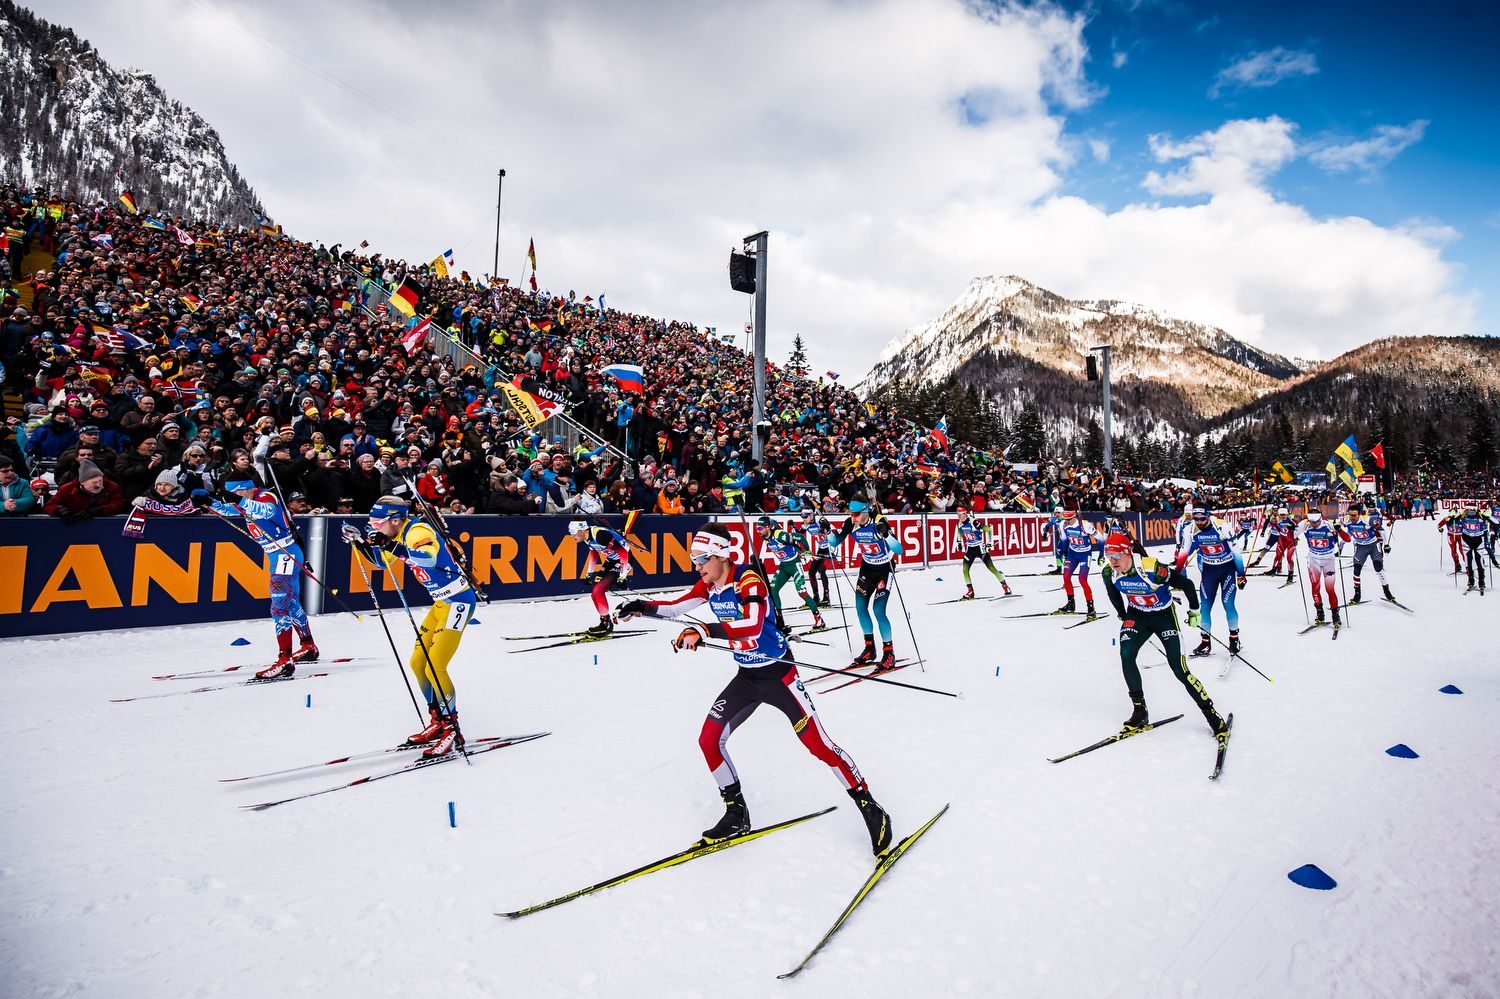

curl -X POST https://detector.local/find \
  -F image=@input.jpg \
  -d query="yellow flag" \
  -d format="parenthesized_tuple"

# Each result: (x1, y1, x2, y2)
(430, 255, 449, 278)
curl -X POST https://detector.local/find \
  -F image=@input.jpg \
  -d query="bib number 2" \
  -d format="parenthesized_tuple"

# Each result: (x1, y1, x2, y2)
(444, 602, 473, 632)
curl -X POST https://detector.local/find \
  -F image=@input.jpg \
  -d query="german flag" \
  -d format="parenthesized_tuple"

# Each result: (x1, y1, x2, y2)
(390, 277, 421, 317)
(180, 294, 202, 313)
(527, 318, 553, 334)
(118, 191, 137, 214)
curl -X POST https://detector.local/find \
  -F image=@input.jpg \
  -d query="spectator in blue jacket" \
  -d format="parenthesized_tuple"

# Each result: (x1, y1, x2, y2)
(25, 412, 79, 459)
(0, 455, 38, 516)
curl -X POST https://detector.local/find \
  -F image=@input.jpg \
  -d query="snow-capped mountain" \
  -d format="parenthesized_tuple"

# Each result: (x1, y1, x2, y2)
(858, 275, 1302, 432)
(0, 0, 264, 225)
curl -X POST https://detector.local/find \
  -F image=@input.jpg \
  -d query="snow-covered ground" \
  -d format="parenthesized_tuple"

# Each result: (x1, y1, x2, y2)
(3, 535, 1497, 998)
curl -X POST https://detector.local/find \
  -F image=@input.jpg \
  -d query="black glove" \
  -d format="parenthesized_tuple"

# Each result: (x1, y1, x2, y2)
(60, 509, 84, 525)
(873, 520, 890, 538)
(616, 599, 654, 618)
(339, 522, 365, 544)
(1383, 544, 1391, 554)
(189, 489, 212, 509)
(366, 528, 389, 549)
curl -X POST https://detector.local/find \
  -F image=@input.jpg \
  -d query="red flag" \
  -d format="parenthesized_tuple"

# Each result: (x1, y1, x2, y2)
(402, 318, 431, 354)
(1370, 443, 1386, 469)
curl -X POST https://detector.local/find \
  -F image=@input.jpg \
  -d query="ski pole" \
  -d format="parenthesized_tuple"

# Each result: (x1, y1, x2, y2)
(351, 547, 427, 724)
(689, 642, 961, 698)
(1202, 629, 1274, 683)
(888, 568, 927, 672)
(1295, 549, 1310, 625)
(383, 559, 470, 764)
(827, 553, 854, 657)
(1336, 555, 1352, 627)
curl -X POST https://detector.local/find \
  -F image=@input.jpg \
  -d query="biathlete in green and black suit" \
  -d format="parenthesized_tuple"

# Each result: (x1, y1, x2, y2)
(955, 507, 1012, 599)
(1099, 532, 1229, 745)
(754, 516, 827, 631)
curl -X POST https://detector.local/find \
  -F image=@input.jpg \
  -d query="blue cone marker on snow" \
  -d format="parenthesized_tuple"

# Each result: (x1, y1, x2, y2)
(935, 577, 943, 582)
(448, 802, 456, 828)
(306, 694, 311, 708)
(1440, 684, 1463, 694)
(1386, 744, 1419, 758)
(1288, 865, 1337, 890)
(470, 619, 481, 625)
(231, 637, 251, 646)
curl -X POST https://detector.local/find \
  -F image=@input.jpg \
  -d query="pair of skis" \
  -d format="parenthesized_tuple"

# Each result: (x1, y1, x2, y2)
(231, 732, 551, 809)
(495, 803, 949, 979)
(505, 630, 650, 653)
(927, 593, 1023, 605)
(1049, 712, 1232, 780)
(1298, 620, 1341, 640)
(111, 658, 378, 702)
(814, 657, 926, 694)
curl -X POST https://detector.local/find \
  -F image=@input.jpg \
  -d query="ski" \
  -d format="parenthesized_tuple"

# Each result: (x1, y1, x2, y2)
(1209, 713, 1234, 780)
(220, 736, 483, 783)
(1383, 597, 1414, 613)
(1332, 623, 1340, 640)
(112, 671, 334, 702)
(798, 623, 850, 635)
(1003, 610, 1084, 620)
(778, 804, 949, 979)
(1298, 622, 1328, 635)
(1279, 577, 1299, 589)
(927, 593, 1021, 606)
(1062, 613, 1110, 630)
(817, 659, 926, 694)
(504, 629, 650, 641)
(242, 732, 550, 809)
(152, 656, 370, 681)
(1048, 714, 1184, 764)
(495, 806, 837, 918)
(509, 632, 649, 653)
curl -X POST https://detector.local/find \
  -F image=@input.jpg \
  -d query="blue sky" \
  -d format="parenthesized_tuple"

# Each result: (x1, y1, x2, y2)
(1053, 0, 1500, 338)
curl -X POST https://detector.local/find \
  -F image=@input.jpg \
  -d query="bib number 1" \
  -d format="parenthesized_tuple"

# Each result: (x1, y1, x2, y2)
(272, 554, 296, 576)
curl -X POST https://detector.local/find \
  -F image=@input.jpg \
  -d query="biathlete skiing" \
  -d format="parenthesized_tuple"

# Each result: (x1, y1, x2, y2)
(828, 498, 904, 669)
(1099, 533, 1230, 749)
(800, 508, 835, 607)
(1449, 500, 1491, 594)
(567, 519, 634, 634)
(1264, 505, 1298, 579)
(1296, 509, 1350, 628)
(191, 479, 317, 676)
(1176, 507, 1247, 657)
(955, 507, 1012, 599)
(343, 496, 477, 757)
(1344, 502, 1396, 604)
(1439, 506, 1465, 575)
(755, 515, 828, 631)
(1054, 507, 1106, 617)
(615, 524, 894, 856)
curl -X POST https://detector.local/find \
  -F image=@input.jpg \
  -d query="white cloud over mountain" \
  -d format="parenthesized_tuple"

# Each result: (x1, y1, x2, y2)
(40, 0, 1474, 375)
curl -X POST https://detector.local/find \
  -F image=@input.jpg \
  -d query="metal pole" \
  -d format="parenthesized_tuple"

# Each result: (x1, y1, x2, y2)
(748, 230, 769, 466)
(493, 169, 505, 281)
(1101, 345, 1113, 473)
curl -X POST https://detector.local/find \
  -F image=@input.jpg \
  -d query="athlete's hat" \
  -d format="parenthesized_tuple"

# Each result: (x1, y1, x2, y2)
(224, 478, 256, 492)
(369, 500, 408, 521)
(847, 499, 869, 513)
(690, 529, 735, 564)
(567, 520, 589, 535)
(1307, 509, 1323, 522)
(1103, 532, 1133, 556)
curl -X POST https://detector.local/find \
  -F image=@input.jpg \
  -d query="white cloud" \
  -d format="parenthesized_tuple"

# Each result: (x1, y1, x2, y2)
(1209, 46, 1318, 99)
(35, 0, 1474, 376)
(1307, 120, 1429, 174)
(1112, 50, 1128, 68)
(1088, 139, 1110, 163)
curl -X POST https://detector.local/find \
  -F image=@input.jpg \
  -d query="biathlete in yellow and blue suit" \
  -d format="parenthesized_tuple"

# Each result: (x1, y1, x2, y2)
(343, 495, 477, 757)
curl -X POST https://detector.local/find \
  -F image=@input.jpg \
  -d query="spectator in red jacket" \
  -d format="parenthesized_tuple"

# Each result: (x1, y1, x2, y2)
(43, 459, 127, 523)
(416, 459, 453, 504)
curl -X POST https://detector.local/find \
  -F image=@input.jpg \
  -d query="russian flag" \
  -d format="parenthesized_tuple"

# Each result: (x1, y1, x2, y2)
(932, 415, 949, 451)
(602, 363, 644, 393)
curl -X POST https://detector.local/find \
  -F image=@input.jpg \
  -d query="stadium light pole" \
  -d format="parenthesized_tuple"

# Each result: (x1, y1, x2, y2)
(492, 168, 505, 280)
(747, 230, 769, 465)
(1087, 343, 1112, 473)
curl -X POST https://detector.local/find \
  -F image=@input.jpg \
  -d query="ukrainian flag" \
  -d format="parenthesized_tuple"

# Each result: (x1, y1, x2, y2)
(1334, 435, 1365, 477)
(1338, 468, 1359, 492)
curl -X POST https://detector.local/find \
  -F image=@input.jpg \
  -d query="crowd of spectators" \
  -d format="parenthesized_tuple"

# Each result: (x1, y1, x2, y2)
(3, 182, 1492, 526)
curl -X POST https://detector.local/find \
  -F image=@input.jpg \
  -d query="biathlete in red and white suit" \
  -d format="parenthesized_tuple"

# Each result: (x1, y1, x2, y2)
(615, 523, 894, 857)
(1266, 506, 1299, 579)
(1296, 510, 1351, 627)
(567, 520, 633, 635)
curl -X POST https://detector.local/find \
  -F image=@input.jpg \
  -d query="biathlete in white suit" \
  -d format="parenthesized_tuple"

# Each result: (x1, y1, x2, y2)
(192, 479, 317, 677)
(615, 524, 894, 856)
(1297, 509, 1351, 627)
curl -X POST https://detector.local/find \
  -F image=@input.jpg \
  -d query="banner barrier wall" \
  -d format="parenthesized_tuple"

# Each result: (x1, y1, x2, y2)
(4, 507, 1289, 639)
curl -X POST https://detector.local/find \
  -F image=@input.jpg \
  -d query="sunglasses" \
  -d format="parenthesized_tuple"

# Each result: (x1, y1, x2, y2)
(690, 552, 715, 566)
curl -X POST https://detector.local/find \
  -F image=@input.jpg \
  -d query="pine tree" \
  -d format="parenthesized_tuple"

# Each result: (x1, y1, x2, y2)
(1013, 405, 1046, 462)
(787, 334, 809, 379)
(1084, 417, 1105, 467)
(1465, 402, 1496, 472)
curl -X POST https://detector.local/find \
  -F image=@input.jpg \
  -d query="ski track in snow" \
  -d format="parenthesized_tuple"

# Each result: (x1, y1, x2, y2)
(1, 540, 1496, 997)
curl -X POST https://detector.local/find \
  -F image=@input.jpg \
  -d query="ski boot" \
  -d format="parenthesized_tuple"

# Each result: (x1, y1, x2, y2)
(291, 640, 319, 663)
(848, 784, 893, 857)
(586, 615, 614, 636)
(1331, 606, 1342, 627)
(1001, 579, 1012, 596)
(423, 712, 463, 757)
(406, 705, 445, 746)
(811, 611, 827, 631)
(877, 643, 896, 671)
(1122, 692, 1150, 734)
(1382, 584, 1395, 602)
(960, 584, 976, 601)
(1201, 701, 1229, 738)
(1085, 599, 1096, 620)
(1047, 563, 1063, 575)
(1314, 605, 1325, 625)
(255, 650, 296, 679)
(701, 781, 750, 843)
(1351, 584, 1362, 605)
(1228, 629, 1241, 655)
(1056, 595, 1077, 615)
(851, 638, 877, 668)
(1191, 633, 1212, 657)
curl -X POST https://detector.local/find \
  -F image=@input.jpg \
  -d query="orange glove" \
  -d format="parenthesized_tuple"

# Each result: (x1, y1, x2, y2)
(672, 626, 705, 652)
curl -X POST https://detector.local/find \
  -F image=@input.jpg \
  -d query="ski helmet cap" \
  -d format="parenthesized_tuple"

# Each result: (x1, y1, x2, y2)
(690, 529, 735, 565)
(1192, 506, 1209, 519)
(1060, 507, 1077, 519)
(567, 520, 589, 535)
(848, 499, 869, 513)
(1103, 533, 1133, 556)
(1278, 506, 1289, 515)
(755, 515, 776, 530)
(368, 500, 407, 521)
(1307, 509, 1323, 522)
(224, 478, 256, 493)
(955, 506, 968, 515)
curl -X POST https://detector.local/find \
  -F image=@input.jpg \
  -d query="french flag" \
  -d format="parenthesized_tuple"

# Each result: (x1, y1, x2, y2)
(602, 363, 644, 393)
(932, 415, 949, 451)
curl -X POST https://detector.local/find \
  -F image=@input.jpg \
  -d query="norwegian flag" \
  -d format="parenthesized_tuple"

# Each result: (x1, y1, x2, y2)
(401, 317, 431, 354)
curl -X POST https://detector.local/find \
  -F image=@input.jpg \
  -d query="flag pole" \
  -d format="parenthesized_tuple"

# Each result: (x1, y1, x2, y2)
(492, 168, 505, 282)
